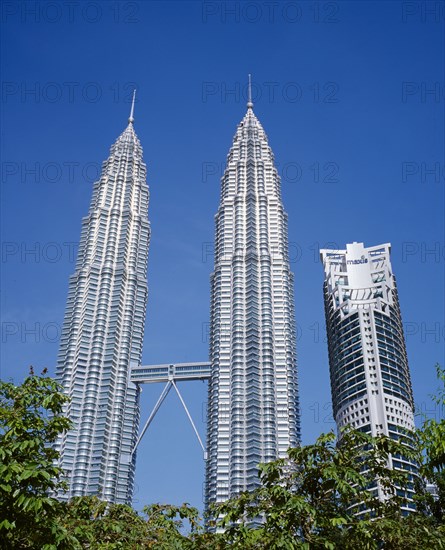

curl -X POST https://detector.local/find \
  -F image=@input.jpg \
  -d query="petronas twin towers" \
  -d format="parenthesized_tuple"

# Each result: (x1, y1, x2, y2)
(206, 103, 300, 502)
(55, 105, 150, 503)
(55, 90, 301, 506)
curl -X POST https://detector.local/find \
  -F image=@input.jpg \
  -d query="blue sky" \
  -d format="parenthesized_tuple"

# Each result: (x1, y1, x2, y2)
(1, 1, 444, 513)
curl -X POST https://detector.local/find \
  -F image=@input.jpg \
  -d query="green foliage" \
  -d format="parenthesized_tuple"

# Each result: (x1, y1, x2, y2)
(1, 365, 445, 549)
(209, 429, 426, 549)
(416, 364, 445, 524)
(0, 370, 217, 549)
(59, 496, 224, 549)
(0, 367, 73, 548)
(421, 365, 445, 471)
(61, 496, 163, 549)
(206, 365, 445, 548)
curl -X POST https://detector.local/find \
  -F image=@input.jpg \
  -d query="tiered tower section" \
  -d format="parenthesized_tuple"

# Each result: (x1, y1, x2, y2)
(55, 105, 150, 504)
(321, 242, 416, 507)
(205, 102, 301, 507)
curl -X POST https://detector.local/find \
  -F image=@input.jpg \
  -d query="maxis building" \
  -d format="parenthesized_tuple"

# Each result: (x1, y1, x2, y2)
(321, 242, 417, 509)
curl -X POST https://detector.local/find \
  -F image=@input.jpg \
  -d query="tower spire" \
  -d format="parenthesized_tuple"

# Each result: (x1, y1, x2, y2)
(129, 89, 136, 124)
(247, 74, 253, 109)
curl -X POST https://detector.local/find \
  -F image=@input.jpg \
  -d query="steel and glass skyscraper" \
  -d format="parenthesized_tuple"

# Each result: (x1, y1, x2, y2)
(55, 98, 150, 504)
(205, 95, 301, 507)
(320, 242, 416, 506)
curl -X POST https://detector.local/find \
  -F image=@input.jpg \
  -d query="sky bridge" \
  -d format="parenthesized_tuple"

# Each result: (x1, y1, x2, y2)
(131, 362, 211, 384)
(131, 362, 211, 459)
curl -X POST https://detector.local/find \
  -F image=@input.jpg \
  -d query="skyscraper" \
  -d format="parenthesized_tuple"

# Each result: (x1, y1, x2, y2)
(205, 93, 301, 508)
(54, 96, 150, 504)
(320, 242, 416, 506)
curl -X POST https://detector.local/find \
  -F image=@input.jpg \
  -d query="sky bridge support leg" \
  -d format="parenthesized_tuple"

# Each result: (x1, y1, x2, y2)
(133, 381, 172, 456)
(171, 380, 207, 460)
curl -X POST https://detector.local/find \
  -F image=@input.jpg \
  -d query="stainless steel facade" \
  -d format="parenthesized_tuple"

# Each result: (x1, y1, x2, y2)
(54, 109, 150, 504)
(205, 103, 301, 507)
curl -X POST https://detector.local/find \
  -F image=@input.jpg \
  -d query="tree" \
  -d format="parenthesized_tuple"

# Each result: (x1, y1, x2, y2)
(415, 364, 445, 524)
(0, 368, 74, 549)
(2, 365, 444, 549)
(208, 430, 417, 549)
(60, 496, 223, 549)
(208, 366, 445, 549)
(0, 369, 218, 549)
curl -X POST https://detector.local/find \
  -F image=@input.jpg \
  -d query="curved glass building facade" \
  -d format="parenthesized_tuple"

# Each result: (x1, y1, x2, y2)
(321, 242, 416, 509)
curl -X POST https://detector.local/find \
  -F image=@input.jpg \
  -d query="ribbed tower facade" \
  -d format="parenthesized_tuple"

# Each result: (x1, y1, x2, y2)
(55, 104, 150, 504)
(321, 242, 416, 506)
(205, 101, 301, 507)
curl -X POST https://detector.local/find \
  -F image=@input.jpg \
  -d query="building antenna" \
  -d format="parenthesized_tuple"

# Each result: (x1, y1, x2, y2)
(129, 89, 136, 123)
(247, 74, 253, 109)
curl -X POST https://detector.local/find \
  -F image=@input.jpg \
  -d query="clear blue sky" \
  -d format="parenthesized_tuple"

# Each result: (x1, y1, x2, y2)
(1, 1, 444, 513)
